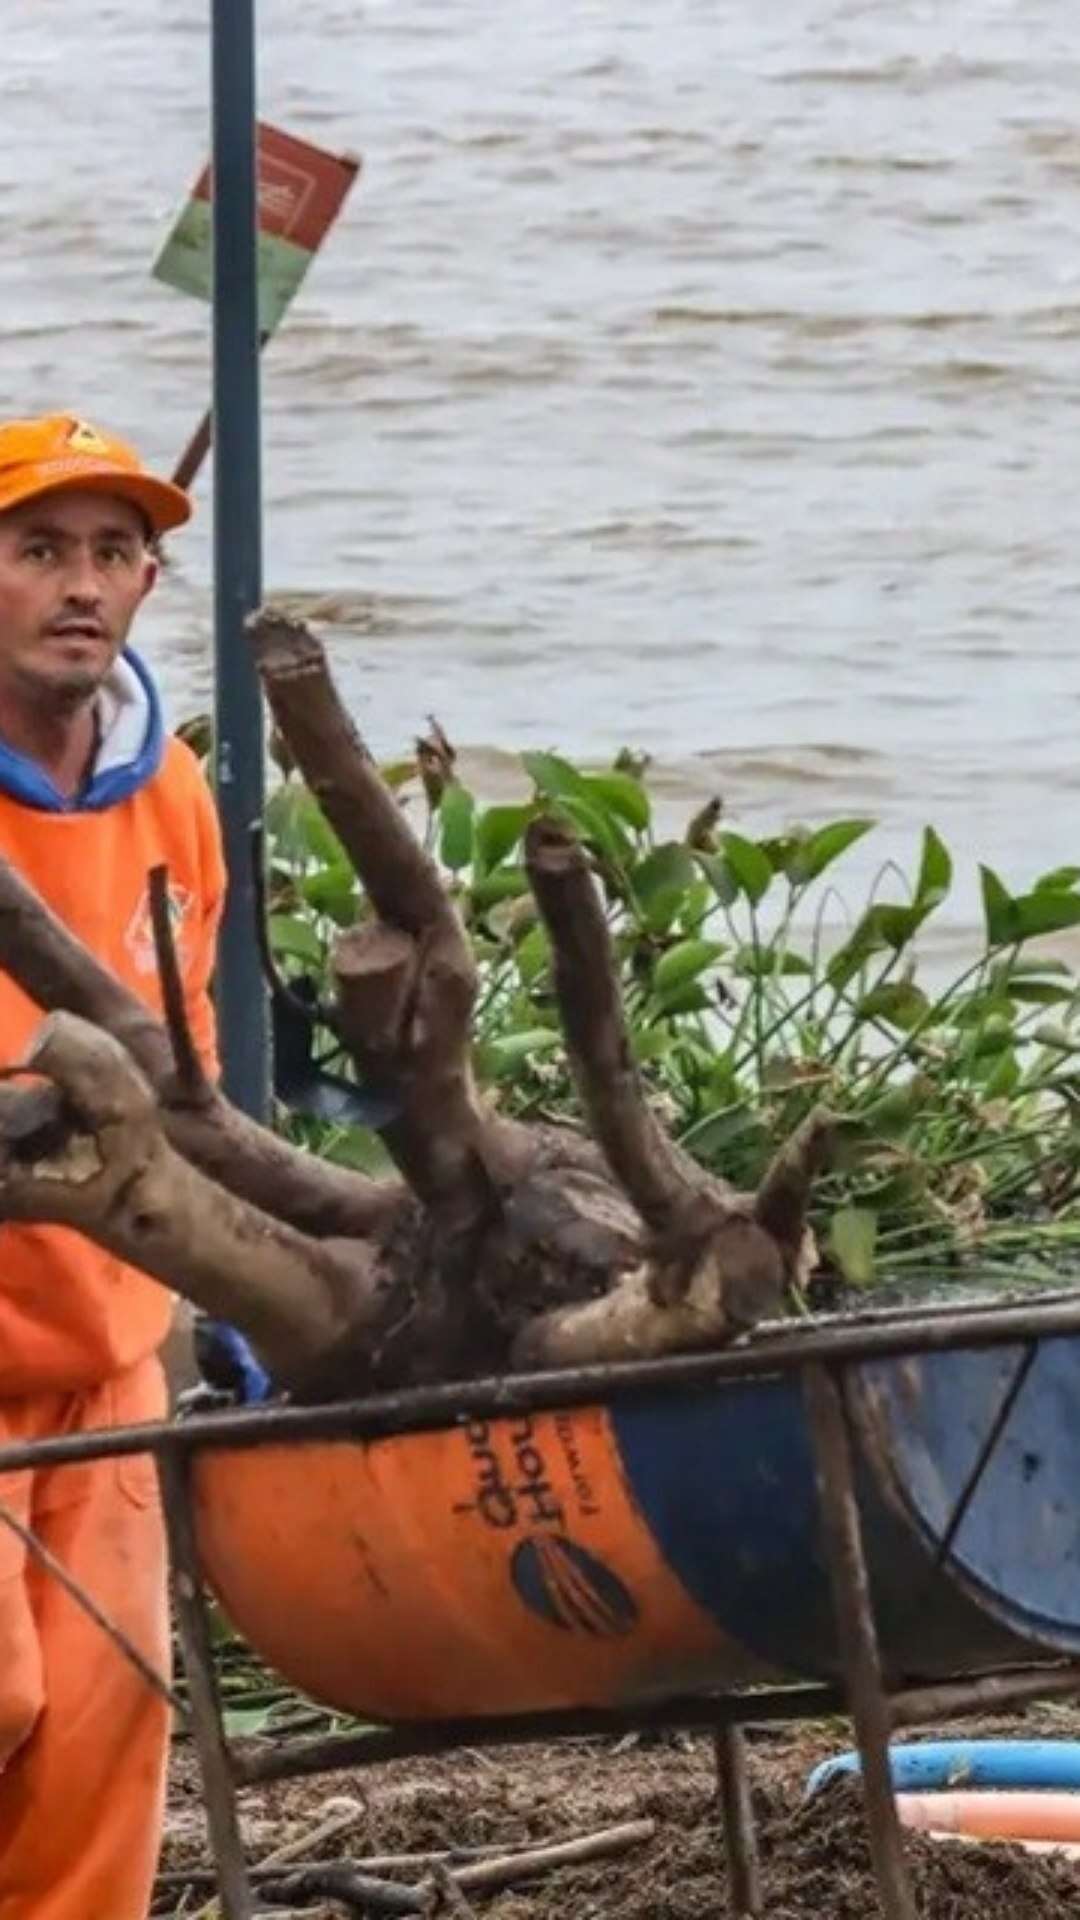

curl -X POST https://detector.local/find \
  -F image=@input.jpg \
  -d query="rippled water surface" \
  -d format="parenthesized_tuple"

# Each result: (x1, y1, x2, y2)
(4, 0, 1080, 942)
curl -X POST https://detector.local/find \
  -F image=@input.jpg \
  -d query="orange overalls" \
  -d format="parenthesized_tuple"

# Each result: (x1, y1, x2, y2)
(0, 733, 224, 1918)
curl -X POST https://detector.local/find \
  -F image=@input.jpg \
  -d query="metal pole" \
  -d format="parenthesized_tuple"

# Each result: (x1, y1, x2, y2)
(714, 1725, 763, 1917)
(210, 0, 270, 1117)
(160, 1452, 255, 1918)
(804, 1363, 917, 1920)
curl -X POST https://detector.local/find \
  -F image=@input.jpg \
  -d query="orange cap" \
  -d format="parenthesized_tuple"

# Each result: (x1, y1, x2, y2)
(0, 414, 191, 535)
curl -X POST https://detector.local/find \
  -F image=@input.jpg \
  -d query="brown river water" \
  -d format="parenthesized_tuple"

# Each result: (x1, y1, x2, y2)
(4, 0, 1080, 955)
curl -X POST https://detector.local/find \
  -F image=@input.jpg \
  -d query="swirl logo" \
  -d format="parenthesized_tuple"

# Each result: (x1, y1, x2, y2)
(510, 1533, 638, 1637)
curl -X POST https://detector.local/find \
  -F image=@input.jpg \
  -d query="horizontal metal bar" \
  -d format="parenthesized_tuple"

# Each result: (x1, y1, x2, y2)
(234, 1660, 1080, 1788)
(234, 1686, 846, 1785)
(0, 1287, 1078, 1478)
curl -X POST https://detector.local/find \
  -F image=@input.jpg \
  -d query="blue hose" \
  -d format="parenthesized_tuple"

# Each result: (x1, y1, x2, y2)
(807, 1741, 1080, 1799)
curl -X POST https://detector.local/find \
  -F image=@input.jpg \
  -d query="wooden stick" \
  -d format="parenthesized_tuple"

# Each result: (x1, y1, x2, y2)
(0, 1493, 184, 1714)
(431, 1818, 655, 1897)
(149, 862, 208, 1098)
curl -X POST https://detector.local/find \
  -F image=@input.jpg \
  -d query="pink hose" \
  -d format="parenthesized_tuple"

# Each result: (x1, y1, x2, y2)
(899, 1790, 1080, 1844)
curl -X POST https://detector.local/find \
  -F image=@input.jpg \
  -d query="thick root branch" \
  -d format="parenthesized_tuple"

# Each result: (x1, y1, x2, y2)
(0, 856, 399, 1240)
(0, 1015, 387, 1393)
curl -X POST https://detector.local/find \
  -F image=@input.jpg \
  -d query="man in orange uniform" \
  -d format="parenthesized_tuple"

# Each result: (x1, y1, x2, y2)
(0, 414, 226, 1918)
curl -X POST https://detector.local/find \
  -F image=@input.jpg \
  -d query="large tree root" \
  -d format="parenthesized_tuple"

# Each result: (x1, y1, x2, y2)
(0, 611, 831, 1398)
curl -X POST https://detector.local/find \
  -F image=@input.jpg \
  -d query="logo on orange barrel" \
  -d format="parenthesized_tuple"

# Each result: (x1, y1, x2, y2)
(510, 1533, 639, 1637)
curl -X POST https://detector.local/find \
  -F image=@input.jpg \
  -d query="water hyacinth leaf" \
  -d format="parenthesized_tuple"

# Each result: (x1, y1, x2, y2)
(479, 1029, 563, 1080)
(827, 903, 911, 989)
(982, 1049, 1021, 1098)
(1034, 865, 1080, 894)
(653, 938, 725, 993)
(695, 850, 739, 908)
(758, 833, 803, 877)
(522, 750, 586, 801)
(268, 914, 324, 966)
(470, 866, 531, 911)
(1006, 981, 1074, 1006)
(301, 864, 358, 927)
(651, 981, 712, 1018)
(876, 904, 924, 950)
(582, 770, 651, 832)
(678, 879, 714, 933)
(828, 1205, 878, 1287)
(970, 1012, 1015, 1056)
(515, 924, 551, 986)
(720, 831, 773, 906)
(857, 982, 931, 1031)
(222, 1704, 278, 1739)
(734, 945, 813, 979)
(632, 842, 699, 930)
(378, 757, 418, 791)
(1013, 890, 1080, 941)
(790, 818, 874, 885)
(1033, 1023, 1080, 1054)
(475, 804, 531, 874)
(265, 782, 349, 869)
(678, 1102, 768, 1162)
(560, 794, 633, 870)
(916, 826, 953, 910)
(439, 783, 475, 872)
(980, 866, 1016, 947)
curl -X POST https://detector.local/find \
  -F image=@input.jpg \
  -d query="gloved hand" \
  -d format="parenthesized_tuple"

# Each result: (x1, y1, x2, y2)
(192, 1317, 274, 1405)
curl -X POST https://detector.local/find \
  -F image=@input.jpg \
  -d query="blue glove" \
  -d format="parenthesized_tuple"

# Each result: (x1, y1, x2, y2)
(193, 1317, 273, 1405)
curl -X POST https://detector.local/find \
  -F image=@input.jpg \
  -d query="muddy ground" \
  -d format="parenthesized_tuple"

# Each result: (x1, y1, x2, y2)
(159, 1706, 1080, 1917)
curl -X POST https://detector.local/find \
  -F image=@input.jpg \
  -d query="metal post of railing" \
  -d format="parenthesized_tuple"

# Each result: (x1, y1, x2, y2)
(210, 0, 271, 1117)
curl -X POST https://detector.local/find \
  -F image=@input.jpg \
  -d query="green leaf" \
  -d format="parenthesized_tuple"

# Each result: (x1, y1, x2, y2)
(694, 850, 739, 908)
(826, 903, 919, 989)
(678, 880, 714, 934)
(439, 784, 475, 872)
(471, 866, 531, 911)
(876, 904, 923, 950)
(857, 982, 931, 1032)
(478, 1029, 562, 1080)
(1006, 981, 1074, 1006)
(1034, 865, 1080, 894)
(828, 1206, 877, 1287)
(632, 843, 699, 931)
(758, 833, 804, 877)
(582, 771, 650, 832)
(515, 925, 551, 986)
(559, 795, 633, 870)
(222, 1704, 278, 1739)
(980, 866, 1016, 946)
(265, 783, 348, 869)
(302, 865, 358, 927)
(790, 819, 874, 885)
(522, 751, 587, 802)
(983, 1049, 1021, 1097)
(321, 1128, 396, 1176)
(653, 939, 725, 993)
(720, 832, 773, 906)
(1014, 890, 1080, 941)
(475, 804, 531, 874)
(734, 946, 813, 979)
(916, 826, 953, 910)
(268, 914, 324, 966)
(1033, 1023, 1080, 1053)
(651, 982, 711, 1017)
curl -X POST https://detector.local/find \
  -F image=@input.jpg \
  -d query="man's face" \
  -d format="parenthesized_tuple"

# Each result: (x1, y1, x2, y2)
(0, 490, 157, 711)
